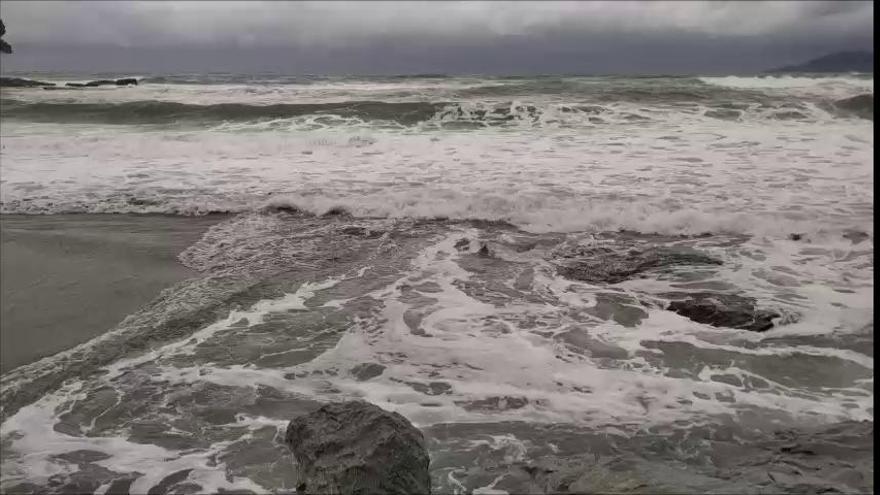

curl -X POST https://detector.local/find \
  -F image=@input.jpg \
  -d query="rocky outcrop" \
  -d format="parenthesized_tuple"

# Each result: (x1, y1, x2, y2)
(1, 18, 12, 54)
(66, 80, 114, 87)
(66, 78, 139, 88)
(0, 77, 138, 88)
(285, 401, 431, 494)
(662, 292, 780, 332)
(554, 245, 721, 284)
(0, 77, 56, 87)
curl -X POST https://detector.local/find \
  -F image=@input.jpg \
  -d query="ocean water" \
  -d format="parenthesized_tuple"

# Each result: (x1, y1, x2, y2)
(0, 73, 873, 493)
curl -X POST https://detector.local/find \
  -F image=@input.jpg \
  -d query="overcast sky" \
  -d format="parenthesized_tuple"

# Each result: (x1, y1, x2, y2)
(0, 1, 873, 74)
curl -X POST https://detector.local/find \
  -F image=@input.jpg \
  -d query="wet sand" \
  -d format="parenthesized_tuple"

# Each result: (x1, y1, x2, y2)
(0, 214, 226, 372)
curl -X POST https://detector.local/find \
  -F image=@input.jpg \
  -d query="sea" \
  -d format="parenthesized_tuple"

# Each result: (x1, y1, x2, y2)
(0, 73, 874, 493)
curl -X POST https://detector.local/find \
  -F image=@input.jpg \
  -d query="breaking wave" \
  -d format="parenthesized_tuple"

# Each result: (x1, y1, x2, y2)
(1, 190, 871, 240)
(0, 97, 861, 128)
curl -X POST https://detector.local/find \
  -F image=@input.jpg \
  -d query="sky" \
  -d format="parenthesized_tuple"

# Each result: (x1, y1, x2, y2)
(0, 0, 873, 75)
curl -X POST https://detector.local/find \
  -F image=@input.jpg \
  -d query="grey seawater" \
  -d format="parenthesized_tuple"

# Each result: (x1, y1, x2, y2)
(0, 212, 871, 494)
(0, 72, 873, 493)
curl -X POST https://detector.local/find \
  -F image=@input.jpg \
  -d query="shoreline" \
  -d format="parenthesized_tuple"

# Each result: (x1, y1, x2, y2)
(0, 213, 227, 372)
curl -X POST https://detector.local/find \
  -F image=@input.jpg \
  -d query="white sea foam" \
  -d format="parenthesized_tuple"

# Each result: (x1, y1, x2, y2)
(81, 232, 871, 428)
(1, 108, 872, 238)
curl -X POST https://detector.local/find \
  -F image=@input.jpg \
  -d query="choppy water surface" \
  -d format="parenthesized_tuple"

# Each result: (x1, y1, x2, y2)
(0, 73, 873, 494)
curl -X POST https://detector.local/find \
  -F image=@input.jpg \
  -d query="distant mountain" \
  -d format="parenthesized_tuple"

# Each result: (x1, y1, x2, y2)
(768, 51, 873, 73)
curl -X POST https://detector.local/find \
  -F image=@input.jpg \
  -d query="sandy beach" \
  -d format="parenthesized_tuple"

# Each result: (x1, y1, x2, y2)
(0, 214, 225, 372)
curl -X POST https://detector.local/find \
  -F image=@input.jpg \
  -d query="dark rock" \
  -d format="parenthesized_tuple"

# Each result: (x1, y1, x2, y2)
(663, 292, 780, 332)
(704, 109, 741, 120)
(63, 78, 138, 88)
(350, 363, 386, 381)
(833, 94, 873, 121)
(284, 401, 431, 495)
(453, 238, 470, 251)
(788, 233, 803, 241)
(842, 230, 870, 244)
(323, 206, 350, 217)
(0, 77, 55, 87)
(772, 110, 807, 120)
(477, 243, 492, 257)
(554, 245, 721, 284)
(84, 79, 116, 87)
(263, 204, 301, 214)
(406, 381, 452, 396)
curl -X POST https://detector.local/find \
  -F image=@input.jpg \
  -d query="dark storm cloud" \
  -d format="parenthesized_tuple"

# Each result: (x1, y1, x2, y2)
(0, 1, 872, 74)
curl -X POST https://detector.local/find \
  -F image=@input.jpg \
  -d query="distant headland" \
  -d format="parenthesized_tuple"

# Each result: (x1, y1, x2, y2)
(767, 51, 873, 73)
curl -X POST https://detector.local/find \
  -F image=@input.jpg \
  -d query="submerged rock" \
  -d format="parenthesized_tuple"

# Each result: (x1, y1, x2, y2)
(663, 292, 780, 332)
(554, 245, 721, 284)
(285, 401, 431, 494)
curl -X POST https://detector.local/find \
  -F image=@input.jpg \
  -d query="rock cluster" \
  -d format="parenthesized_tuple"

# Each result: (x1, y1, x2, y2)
(0, 77, 139, 88)
(552, 239, 789, 332)
(0, 77, 57, 87)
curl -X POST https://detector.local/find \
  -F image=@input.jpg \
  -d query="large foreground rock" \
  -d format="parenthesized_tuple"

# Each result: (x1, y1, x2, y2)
(663, 292, 780, 332)
(285, 401, 431, 494)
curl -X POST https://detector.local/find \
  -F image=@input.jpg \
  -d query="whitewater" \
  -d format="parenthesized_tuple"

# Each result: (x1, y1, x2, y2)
(0, 73, 873, 493)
